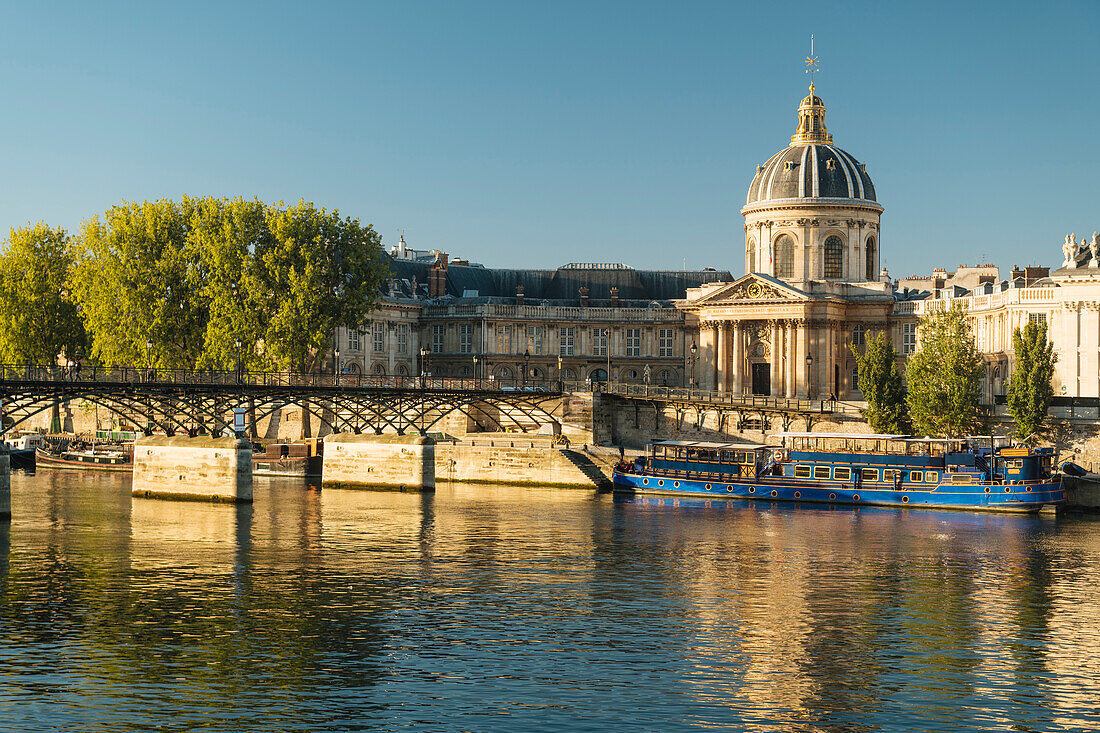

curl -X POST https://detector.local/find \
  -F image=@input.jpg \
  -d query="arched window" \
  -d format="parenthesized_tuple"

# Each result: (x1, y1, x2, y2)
(824, 235, 844, 278)
(747, 237, 756, 273)
(866, 237, 876, 280)
(372, 363, 386, 375)
(774, 235, 794, 278)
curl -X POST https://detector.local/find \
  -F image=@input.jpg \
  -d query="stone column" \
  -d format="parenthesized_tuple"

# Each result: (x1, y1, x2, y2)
(731, 322, 743, 396)
(785, 320, 795, 398)
(716, 322, 727, 392)
(769, 320, 780, 397)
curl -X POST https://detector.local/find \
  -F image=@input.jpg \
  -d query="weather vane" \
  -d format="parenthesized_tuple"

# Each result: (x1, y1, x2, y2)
(804, 34, 819, 87)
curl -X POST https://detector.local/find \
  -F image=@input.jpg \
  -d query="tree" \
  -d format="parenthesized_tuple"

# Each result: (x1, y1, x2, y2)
(905, 301, 984, 437)
(1006, 320, 1057, 441)
(851, 330, 909, 434)
(73, 199, 207, 369)
(0, 223, 86, 364)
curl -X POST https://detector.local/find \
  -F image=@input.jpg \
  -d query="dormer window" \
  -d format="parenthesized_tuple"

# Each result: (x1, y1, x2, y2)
(825, 158, 836, 171)
(784, 161, 797, 171)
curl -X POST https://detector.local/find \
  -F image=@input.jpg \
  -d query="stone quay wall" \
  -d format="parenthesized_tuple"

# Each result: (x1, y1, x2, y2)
(323, 434, 435, 490)
(132, 436, 253, 503)
(435, 436, 612, 488)
(1, 446, 9, 520)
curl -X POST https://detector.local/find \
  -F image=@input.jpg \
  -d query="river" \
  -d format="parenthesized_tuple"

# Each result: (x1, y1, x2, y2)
(1, 470, 1099, 731)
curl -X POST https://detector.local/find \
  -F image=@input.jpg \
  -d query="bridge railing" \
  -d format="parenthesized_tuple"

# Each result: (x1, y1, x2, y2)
(0, 364, 567, 393)
(594, 382, 862, 414)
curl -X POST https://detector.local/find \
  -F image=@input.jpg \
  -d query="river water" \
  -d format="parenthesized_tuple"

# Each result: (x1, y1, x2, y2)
(1, 471, 1099, 732)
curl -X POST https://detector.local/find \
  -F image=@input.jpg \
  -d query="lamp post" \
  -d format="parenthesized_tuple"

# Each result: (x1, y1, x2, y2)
(235, 338, 242, 384)
(806, 353, 814, 401)
(557, 354, 563, 392)
(522, 349, 530, 388)
(688, 341, 697, 397)
(473, 354, 480, 385)
(334, 346, 340, 382)
(419, 346, 429, 388)
(146, 340, 153, 382)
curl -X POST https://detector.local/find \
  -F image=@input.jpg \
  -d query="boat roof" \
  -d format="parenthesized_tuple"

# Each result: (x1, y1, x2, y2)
(649, 440, 765, 450)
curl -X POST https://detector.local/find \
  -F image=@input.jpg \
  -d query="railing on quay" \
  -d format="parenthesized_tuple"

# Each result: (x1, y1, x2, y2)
(594, 382, 862, 415)
(0, 364, 566, 393)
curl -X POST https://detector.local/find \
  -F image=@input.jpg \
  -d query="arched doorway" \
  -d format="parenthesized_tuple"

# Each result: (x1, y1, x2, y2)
(589, 368, 607, 382)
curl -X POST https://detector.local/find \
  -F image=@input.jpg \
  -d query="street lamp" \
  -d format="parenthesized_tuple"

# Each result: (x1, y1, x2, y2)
(419, 346, 430, 388)
(235, 338, 242, 384)
(557, 354, 563, 392)
(146, 340, 153, 382)
(806, 353, 814, 400)
(522, 349, 530, 388)
(473, 354, 480, 384)
(688, 341, 697, 396)
(334, 346, 341, 381)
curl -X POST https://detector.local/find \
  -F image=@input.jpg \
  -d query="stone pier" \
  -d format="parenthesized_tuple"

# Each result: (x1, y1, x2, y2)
(323, 434, 435, 490)
(1, 445, 9, 520)
(132, 436, 252, 503)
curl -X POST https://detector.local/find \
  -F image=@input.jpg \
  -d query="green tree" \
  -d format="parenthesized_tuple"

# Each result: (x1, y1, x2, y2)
(73, 199, 207, 368)
(0, 223, 86, 364)
(1006, 320, 1057, 441)
(851, 330, 909, 433)
(905, 301, 985, 437)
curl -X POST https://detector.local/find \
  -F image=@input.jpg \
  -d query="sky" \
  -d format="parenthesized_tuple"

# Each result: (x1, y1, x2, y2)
(0, 0, 1096, 278)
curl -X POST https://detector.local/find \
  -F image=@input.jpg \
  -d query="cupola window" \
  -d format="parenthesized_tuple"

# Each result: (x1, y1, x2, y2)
(824, 236, 844, 278)
(826, 158, 836, 171)
(774, 235, 794, 279)
(865, 237, 876, 280)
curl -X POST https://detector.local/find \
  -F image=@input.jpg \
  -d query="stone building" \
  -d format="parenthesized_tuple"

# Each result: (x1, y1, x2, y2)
(679, 83, 894, 399)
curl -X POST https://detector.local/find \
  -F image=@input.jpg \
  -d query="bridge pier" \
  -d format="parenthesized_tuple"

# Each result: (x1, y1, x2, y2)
(1, 445, 9, 521)
(132, 436, 253, 503)
(323, 433, 435, 490)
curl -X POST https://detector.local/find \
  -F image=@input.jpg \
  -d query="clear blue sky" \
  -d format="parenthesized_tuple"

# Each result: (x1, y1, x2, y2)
(0, 0, 1096, 278)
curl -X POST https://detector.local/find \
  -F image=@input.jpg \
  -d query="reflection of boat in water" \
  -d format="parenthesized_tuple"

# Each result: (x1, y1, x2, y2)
(2, 433, 47, 471)
(613, 433, 1067, 513)
(35, 444, 133, 471)
(252, 438, 322, 477)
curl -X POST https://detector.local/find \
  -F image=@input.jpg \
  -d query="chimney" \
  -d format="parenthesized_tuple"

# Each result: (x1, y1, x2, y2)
(516, 284, 525, 306)
(579, 286, 589, 307)
(610, 286, 619, 306)
(428, 267, 446, 298)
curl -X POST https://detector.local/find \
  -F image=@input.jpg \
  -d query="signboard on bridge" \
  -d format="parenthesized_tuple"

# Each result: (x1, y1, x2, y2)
(233, 408, 247, 433)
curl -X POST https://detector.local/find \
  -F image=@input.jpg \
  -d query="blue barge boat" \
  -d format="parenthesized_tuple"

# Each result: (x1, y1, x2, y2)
(611, 433, 1065, 513)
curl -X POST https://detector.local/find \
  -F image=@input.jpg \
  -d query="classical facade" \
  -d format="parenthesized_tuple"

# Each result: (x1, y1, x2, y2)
(680, 84, 893, 399)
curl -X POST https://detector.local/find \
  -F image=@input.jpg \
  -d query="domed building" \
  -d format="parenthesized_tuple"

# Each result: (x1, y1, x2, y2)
(679, 84, 895, 399)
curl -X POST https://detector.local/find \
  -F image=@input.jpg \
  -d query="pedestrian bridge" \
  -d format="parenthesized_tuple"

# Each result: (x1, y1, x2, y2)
(0, 365, 564, 437)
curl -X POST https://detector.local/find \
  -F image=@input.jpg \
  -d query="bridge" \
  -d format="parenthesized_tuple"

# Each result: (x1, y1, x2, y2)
(0, 365, 565, 438)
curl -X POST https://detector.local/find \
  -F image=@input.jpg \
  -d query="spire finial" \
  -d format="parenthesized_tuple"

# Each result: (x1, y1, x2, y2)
(805, 34, 819, 90)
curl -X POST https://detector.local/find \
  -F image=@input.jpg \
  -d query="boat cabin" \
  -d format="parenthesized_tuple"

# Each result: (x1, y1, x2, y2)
(2, 433, 46, 452)
(643, 440, 768, 480)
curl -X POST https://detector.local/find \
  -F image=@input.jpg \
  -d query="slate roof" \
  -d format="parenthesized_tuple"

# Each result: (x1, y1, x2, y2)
(746, 143, 877, 206)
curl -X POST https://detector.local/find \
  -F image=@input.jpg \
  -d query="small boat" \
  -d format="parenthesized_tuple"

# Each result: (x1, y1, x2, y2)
(35, 445, 133, 471)
(612, 433, 1066, 513)
(2, 433, 47, 471)
(252, 439, 322, 477)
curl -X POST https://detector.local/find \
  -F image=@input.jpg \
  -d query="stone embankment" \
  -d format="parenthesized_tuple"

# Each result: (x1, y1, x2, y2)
(132, 436, 252, 503)
(436, 436, 614, 488)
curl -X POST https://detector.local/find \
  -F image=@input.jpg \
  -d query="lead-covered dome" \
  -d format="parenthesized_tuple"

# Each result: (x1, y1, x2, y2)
(744, 85, 877, 207)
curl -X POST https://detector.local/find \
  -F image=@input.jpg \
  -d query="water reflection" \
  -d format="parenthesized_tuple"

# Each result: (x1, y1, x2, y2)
(1, 474, 1099, 731)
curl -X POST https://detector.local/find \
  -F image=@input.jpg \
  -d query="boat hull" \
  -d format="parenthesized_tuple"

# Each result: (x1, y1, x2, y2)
(34, 450, 132, 472)
(612, 469, 1064, 513)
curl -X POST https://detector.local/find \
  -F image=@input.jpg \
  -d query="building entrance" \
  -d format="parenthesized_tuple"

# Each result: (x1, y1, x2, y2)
(751, 363, 771, 396)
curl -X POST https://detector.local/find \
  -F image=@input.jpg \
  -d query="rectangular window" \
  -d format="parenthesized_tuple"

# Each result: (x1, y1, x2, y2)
(851, 324, 866, 347)
(951, 474, 974, 484)
(1029, 312, 1048, 329)
(459, 324, 472, 354)
(794, 465, 811, 478)
(813, 466, 830, 479)
(347, 329, 360, 352)
(659, 328, 674, 357)
(834, 467, 851, 481)
(432, 325, 444, 353)
(910, 471, 924, 483)
(373, 322, 385, 352)
(902, 323, 917, 355)
(592, 327, 608, 357)
(529, 326, 544, 355)
(860, 468, 879, 481)
(396, 324, 409, 354)
(497, 325, 512, 354)
(560, 327, 575, 356)
(626, 328, 641, 357)
(883, 469, 900, 482)
(925, 471, 938, 483)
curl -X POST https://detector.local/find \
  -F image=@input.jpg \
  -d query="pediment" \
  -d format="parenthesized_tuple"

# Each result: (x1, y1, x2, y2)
(690, 273, 810, 305)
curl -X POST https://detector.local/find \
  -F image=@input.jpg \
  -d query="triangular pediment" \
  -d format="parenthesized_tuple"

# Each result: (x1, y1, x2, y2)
(689, 273, 810, 306)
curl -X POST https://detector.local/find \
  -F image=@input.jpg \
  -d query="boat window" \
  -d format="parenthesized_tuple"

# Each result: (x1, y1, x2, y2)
(813, 466, 830, 479)
(860, 468, 878, 481)
(834, 467, 851, 480)
(794, 465, 811, 478)
(720, 450, 734, 463)
(926, 471, 938, 483)
(1012, 459, 1023, 468)
(910, 471, 923, 482)
(883, 469, 900, 482)
(951, 474, 973, 484)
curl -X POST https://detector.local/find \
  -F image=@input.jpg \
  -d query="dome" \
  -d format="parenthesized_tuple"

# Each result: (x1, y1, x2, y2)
(745, 143, 876, 205)
(744, 85, 877, 207)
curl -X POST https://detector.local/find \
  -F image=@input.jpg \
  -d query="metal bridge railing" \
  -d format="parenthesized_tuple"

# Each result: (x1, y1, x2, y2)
(595, 382, 862, 415)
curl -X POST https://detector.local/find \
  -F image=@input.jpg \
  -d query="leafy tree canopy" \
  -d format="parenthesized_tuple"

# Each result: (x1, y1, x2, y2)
(0, 222, 86, 364)
(851, 329, 909, 434)
(905, 301, 985, 437)
(1006, 321, 1057, 441)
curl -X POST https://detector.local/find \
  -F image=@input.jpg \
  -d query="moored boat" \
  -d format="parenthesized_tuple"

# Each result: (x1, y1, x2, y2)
(35, 445, 133, 471)
(612, 433, 1066, 513)
(252, 438, 322, 477)
(2, 433, 47, 471)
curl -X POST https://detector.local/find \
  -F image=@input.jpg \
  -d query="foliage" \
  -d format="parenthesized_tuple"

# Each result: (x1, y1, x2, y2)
(851, 330, 909, 433)
(0, 223, 86, 364)
(905, 301, 985, 437)
(1006, 321, 1057, 441)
